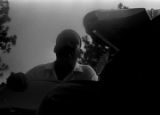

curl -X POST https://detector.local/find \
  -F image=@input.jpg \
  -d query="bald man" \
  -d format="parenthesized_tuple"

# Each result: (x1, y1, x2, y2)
(26, 29, 98, 82)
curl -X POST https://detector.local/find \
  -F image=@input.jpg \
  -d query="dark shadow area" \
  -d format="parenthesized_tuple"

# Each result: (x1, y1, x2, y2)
(82, 8, 156, 113)
(0, 108, 36, 115)
(38, 80, 105, 115)
(83, 8, 152, 83)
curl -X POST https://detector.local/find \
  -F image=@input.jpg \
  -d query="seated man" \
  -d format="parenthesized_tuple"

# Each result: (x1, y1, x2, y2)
(26, 29, 98, 82)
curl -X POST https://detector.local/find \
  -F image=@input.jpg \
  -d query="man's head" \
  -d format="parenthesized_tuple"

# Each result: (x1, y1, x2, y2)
(54, 29, 81, 68)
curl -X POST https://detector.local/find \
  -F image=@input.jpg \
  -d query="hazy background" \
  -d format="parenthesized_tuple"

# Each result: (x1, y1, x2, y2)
(1, 0, 160, 83)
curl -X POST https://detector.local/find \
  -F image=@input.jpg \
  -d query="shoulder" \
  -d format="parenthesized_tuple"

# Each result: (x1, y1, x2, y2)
(25, 62, 53, 76)
(79, 64, 99, 81)
(80, 64, 95, 73)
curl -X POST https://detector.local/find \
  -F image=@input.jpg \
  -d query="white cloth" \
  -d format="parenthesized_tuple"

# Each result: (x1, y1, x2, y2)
(26, 62, 98, 82)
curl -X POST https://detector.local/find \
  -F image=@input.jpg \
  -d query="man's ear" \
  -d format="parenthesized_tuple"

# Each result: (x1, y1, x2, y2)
(76, 48, 82, 58)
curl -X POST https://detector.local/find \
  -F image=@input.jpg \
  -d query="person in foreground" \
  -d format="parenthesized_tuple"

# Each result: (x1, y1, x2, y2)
(37, 80, 104, 115)
(26, 29, 98, 82)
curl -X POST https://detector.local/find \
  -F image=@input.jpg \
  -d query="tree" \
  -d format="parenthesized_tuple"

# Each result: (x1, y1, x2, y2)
(118, 2, 129, 9)
(0, 0, 17, 77)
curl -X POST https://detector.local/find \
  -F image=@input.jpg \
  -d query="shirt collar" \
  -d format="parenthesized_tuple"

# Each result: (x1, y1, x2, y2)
(45, 62, 83, 72)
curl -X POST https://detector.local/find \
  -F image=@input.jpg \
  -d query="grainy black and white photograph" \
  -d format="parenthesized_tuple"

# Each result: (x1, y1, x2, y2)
(0, 0, 158, 114)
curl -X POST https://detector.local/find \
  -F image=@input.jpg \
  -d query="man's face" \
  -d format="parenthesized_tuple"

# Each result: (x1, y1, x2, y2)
(56, 46, 78, 68)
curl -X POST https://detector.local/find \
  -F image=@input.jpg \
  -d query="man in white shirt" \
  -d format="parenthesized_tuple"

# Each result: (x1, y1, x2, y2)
(26, 29, 98, 82)
(0, 29, 98, 111)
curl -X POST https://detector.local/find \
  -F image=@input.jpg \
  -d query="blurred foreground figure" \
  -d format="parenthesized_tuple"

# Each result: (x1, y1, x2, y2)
(37, 80, 104, 115)
(26, 29, 98, 82)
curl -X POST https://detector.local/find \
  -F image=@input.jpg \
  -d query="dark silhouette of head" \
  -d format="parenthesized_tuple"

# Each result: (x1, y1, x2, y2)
(54, 29, 81, 69)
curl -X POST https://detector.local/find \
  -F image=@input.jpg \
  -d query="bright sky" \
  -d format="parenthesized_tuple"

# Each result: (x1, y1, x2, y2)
(10, 0, 160, 8)
(1, 0, 160, 79)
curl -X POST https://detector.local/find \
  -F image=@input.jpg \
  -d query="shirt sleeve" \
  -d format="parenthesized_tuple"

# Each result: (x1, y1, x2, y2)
(25, 66, 40, 81)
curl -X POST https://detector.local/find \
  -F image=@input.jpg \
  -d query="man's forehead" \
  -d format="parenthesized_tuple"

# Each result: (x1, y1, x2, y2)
(56, 43, 77, 52)
(58, 46, 75, 52)
(56, 37, 80, 47)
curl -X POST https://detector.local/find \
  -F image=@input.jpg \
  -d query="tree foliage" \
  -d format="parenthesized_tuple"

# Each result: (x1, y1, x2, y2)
(79, 35, 109, 75)
(118, 2, 129, 9)
(0, 0, 17, 74)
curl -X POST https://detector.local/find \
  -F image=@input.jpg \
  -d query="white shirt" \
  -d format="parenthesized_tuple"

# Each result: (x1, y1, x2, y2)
(26, 62, 98, 82)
